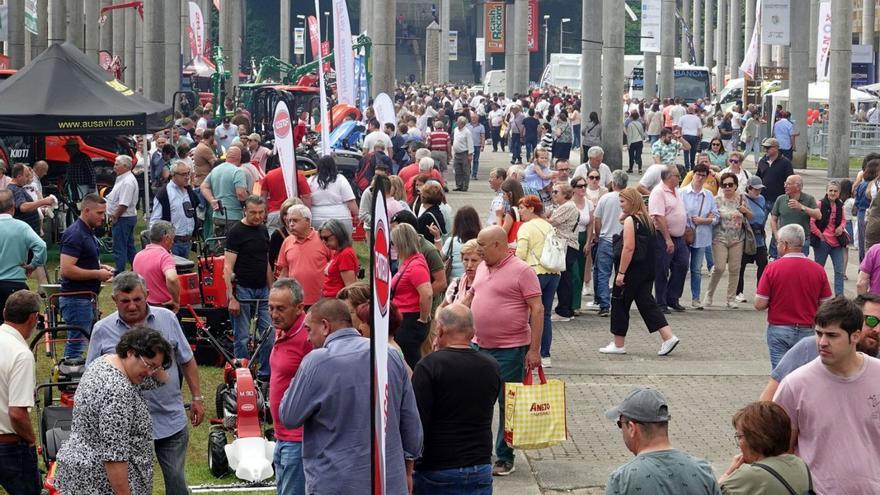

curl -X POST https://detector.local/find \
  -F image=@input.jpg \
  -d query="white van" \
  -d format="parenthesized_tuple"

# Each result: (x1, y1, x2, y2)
(484, 70, 506, 96)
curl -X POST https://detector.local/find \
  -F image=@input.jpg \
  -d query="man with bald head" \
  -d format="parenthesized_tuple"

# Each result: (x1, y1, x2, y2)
(769, 174, 820, 256)
(462, 225, 543, 476)
(200, 145, 248, 237)
(412, 304, 500, 490)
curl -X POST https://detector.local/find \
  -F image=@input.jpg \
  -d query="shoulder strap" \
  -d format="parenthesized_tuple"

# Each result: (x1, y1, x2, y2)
(751, 463, 798, 495)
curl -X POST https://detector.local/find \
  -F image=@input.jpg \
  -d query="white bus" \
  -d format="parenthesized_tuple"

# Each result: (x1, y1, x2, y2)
(628, 62, 712, 102)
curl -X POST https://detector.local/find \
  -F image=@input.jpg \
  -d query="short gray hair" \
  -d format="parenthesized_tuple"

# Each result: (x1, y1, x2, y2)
(245, 195, 266, 207)
(777, 224, 805, 248)
(319, 219, 352, 249)
(611, 169, 629, 189)
(272, 278, 304, 306)
(415, 148, 432, 162)
(171, 159, 191, 174)
(660, 165, 678, 181)
(115, 154, 133, 170)
(436, 304, 474, 333)
(149, 220, 176, 243)
(419, 156, 434, 172)
(112, 271, 147, 295)
(287, 204, 312, 221)
(587, 146, 605, 159)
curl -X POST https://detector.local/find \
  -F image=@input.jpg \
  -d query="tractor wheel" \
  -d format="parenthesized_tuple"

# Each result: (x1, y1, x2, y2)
(207, 430, 229, 477)
(215, 383, 228, 419)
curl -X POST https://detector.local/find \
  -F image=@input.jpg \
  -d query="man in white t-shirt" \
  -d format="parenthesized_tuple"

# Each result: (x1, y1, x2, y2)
(591, 170, 628, 317)
(678, 106, 702, 171)
(573, 146, 612, 189)
(637, 163, 669, 195)
(774, 296, 880, 494)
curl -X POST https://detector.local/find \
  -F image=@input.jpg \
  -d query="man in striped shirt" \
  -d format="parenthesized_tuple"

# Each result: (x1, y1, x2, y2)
(427, 121, 452, 173)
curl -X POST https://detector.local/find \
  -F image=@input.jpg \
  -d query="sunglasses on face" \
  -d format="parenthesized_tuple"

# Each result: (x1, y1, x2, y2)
(722, 182, 736, 188)
(866, 315, 880, 328)
(711, 142, 721, 146)
(729, 159, 740, 164)
(320, 234, 334, 241)
(574, 183, 587, 189)
(588, 175, 600, 180)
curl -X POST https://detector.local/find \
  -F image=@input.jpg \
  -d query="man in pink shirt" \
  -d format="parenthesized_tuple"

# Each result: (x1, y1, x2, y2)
(132, 221, 180, 311)
(774, 296, 880, 494)
(648, 165, 689, 314)
(276, 205, 332, 307)
(463, 225, 543, 477)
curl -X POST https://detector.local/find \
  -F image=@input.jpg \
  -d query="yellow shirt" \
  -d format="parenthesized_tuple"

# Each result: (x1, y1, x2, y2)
(515, 217, 559, 275)
(681, 170, 719, 195)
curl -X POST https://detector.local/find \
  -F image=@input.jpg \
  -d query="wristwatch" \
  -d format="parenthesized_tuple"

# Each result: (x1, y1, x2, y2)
(191, 395, 205, 402)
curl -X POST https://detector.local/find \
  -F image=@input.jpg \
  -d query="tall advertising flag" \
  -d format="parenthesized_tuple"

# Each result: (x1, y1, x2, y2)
(273, 101, 298, 199)
(308, 16, 321, 61)
(24, 0, 37, 35)
(187, 1, 205, 60)
(485, 3, 505, 53)
(314, 0, 331, 157)
(740, 0, 762, 78)
(816, 1, 831, 82)
(370, 187, 391, 495)
(527, 0, 538, 53)
(332, 0, 355, 106)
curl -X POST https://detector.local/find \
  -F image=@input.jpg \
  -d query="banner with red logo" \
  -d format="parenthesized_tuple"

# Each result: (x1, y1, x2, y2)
(321, 40, 332, 72)
(332, 0, 355, 106)
(273, 100, 297, 199)
(187, 1, 205, 60)
(485, 3, 505, 53)
(314, 0, 331, 156)
(308, 16, 321, 62)
(527, 0, 538, 53)
(370, 186, 391, 495)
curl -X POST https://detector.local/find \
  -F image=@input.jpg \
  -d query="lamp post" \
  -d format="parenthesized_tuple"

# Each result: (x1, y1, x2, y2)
(324, 11, 330, 44)
(297, 14, 306, 64)
(560, 17, 571, 54)
(543, 14, 550, 70)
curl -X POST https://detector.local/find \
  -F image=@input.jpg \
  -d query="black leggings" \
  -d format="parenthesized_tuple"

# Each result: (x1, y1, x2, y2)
(737, 246, 769, 294)
(627, 141, 643, 171)
(610, 276, 668, 337)
(491, 126, 506, 152)
(396, 313, 429, 369)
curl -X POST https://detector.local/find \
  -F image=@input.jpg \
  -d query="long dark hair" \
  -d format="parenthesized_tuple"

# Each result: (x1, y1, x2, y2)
(316, 155, 338, 189)
(452, 206, 482, 242)
(589, 111, 600, 125)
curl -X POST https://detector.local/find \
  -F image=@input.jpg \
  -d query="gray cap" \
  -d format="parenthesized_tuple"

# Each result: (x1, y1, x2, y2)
(746, 176, 765, 190)
(605, 388, 670, 423)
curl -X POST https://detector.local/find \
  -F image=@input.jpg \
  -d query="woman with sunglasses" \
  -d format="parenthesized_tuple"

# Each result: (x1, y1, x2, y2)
(549, 182, 582, 325)
(736, 177, 769, 303)
(719, 113, 735, 152)
(700, 115, 719, 152)
(706, 139, 728, 169)
(55, 328, 172, 495)
(571, 176, 595, 313)
(810, 181, 848, 296)
(721, 151, 750, 194)
(318, 219, 359, 299)
(705, 173, 752, 308)
(390, 223, 433, 368)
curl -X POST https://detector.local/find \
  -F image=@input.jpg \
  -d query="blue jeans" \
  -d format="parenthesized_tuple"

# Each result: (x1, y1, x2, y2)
(592, 239, 614, 310)
(0, 442, 41, 495)
(538, 273, 560, 358)
(573, 124, 581, 148)
(61, 295, 96, 359)
(474, 345, 527, 464)
(471, 146, 482, 178)
(705, 246, 715, 270)
(510, 133, 522, 162)
(654, 235, 689, 308)
(112, 215, 137, 273)
(689, 246, 708, 300)
(155, 427, 189, 495)
(232, 286, 273, 377)
(413, 464, 493, 495)
(171, 240, 191, 258)
(767, 324, 814, 370)
(274, 441, 306, 495)
(813, 240, 845, 296)
(524, 138, 537, 162)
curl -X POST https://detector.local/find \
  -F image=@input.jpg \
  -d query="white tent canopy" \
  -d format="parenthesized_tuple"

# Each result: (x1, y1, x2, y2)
(771, 82, 877, 104)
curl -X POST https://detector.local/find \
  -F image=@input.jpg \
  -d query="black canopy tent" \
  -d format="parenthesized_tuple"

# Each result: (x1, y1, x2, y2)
(0, 42, 172, 135)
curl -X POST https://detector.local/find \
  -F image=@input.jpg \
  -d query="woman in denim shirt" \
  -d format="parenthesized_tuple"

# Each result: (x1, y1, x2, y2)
(736, 176, 769, 303)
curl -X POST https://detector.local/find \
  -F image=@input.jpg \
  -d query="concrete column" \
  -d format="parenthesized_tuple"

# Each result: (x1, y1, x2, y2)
(745, 0, 755, 71)
(112, 0, 124, 58)
(7, 0, 25, 68)
(863, 0, 876, 47)
(32, 0, 48, 58)
(143, 0, 163, 101)
(827, 0, 852, 178)
(692, 0, 701, 64)
(360, 0, 372, 36)
(425, 21, 440, 83)
(703, 0, 713, 68)
(581, 0, 602, 117)
(681, 0, 690, 62)
(789, 0, 808, 168)
(513, 0, 529, 92)
(124, 8, 135, 87)
(759, 39, 771, 68)
(165, 0, 181, 104)
(504, 4, 515, 96)
(645, 52, 658, 100)
(48, 0, 65, 45)
(66, 0, 82, 49)
(439, 0, 449, 82)
(809, 0, 818, 81)
(372, 0, 396, 95)
(84, 0, 98, 59)
(219, 0, 230, 64)
(135, 7, 144, 90)
(280, 0, 290, 63)
(601, 0, 624, 169)
(660, 0, 676, 98)
(715, 0, 726, 91)
(230, 0, 242, 92)
(729, 0, 741, 77)
(99, 0, 112, 51)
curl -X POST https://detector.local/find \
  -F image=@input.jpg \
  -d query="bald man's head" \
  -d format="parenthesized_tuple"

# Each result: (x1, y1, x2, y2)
(477, 226, 508, 266)
(225, 146, 242, 165)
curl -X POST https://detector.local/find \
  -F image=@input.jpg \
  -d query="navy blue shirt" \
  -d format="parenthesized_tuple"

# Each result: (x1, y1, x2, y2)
(523, 116, 540, 142)
(60, 218, 101, 294)
(7, 183, 40, 232)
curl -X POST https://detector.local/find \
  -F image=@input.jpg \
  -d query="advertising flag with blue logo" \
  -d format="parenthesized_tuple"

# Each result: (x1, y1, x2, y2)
(355, 55, 369, 113)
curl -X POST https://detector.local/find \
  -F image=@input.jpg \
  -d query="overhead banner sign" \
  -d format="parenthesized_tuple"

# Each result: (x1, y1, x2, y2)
(761, 0, 790, 46)
(0, 5, 8, 42)
(640, 0, 661, 53)
(273, 101, 298, 199)
(370, 187, 391, 495)
(449, 31, 458, 61)
(527, 0, 538, 53)
(740, 0, 762, 78)
(485, 3, 505, 53)
(475, 37, 485, 63)
(332, 0, 355, 106)
(187, 1, 205, 60)
(294, 27, 305, 55)
(24, 0, 37, 35)
(816, 1, 831, 82)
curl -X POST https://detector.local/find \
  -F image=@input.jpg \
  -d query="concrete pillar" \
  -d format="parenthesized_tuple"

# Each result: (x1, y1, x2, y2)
(504, 4, 515, 96)
(360, 0, 372, 36)
(729, 0, 741, 77)
(581, 0, 602, 117)
(645, 53, 658, 100)
(601, 0, 624, 169)
(232, 0, 242, 92)
(99, 0, 112, 51)
(112, 0, 124, 59)
(809, 0, 819, 81)
(84, 0, 98, 59)
(124, 8, 135, 87)
(827, 0, 852, 178)
(425, 21, 440, 83)
(372, 0, 396, 95)
(135, 7, 144, 90)
(759, 39, 771, 68)
(48, 0, 65, 45)
(32, 0, 48, 58)
(745, 0, 755, 71)
(165, 0, 181, 104)
(703, 0, 713, 69)
(66, 0, 82, 49)
(280, 0, 290, 63)
(513, 0, 529, 92)
(439, 0, 449, 82)
(143, 0, 163, 101)
(715, 0, 726, 91)
(789, 0, 808, 168)
(692, 0, 701, 65)
(681, 0, 690, 62)
(219, 0, 230, 64)
(863, 0, 876, 47)
(660, 0, 676, 98)
(7, 0, 25, 68)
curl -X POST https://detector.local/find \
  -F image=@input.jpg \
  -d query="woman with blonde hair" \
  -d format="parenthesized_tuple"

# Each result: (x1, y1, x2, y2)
(600, 188, 679, 356)
(390, 223, 433, 368)
(440, 239, 482, 307)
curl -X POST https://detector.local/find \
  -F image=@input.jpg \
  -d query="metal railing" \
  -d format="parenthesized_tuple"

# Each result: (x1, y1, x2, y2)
(811, 121, 880, 159)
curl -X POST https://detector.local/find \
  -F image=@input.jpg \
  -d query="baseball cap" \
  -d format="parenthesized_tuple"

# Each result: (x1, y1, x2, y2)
(605, 387, 670, 423)
(761, 137, 779, 148)
(746, 176, 765, 190)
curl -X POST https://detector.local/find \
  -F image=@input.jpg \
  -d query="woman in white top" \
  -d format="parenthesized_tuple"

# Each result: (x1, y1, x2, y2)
(720, 151, 750, 195)
(438, 206, 482, 279)
(569, 175, 594, 315)
(307, 156, 358, 236)
(700, 116, 719, 152)
(646, 103, 664, 143)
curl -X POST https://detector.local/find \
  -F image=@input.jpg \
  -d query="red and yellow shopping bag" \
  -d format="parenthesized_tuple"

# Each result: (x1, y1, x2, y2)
(503, 366, 567, 449)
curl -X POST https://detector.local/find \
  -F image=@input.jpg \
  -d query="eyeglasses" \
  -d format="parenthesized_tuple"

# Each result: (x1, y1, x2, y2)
(557, 168, 571, 172)
(574, 184, 587, 189)
(729, 159, 740, 164)
(588, 175, 600, 180)
(139, 355, 166, 374)
(866, 315, 880, 328)
(320, 234, 334, 241)
(173, 172, 190, 177)
(711, 142, 721, 146)
(722, 182, 736, 188)
(733, 433, 745, 445)
(695, 173, 708, 178)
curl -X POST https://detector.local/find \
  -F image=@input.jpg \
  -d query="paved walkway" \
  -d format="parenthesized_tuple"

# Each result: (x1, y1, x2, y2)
(448, 146, 856, 493)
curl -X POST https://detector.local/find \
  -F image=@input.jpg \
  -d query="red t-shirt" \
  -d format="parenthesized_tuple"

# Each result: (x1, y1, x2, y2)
(405, 169, 445, 202)
(322, 246, 359, 297)
(398, 164, 420, 186)
(269, 312, 312, 442)
(391, 253, 431, 313)
(427, 131, 450, 151)
(261, 167, 310, 212)
(755, 254, 832, 326)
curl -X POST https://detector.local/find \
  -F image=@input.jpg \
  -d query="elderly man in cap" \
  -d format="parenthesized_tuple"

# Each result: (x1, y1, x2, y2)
(606, 387, 721, 495)
(246, 133, 272, 173)
(63, 139, 95, 201)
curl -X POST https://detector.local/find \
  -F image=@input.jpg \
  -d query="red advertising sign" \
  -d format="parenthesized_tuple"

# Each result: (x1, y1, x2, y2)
(527, 0, 539, 53)
(307, 16, 321, 61)
(321, 41, 331, 72)
(485, 3, 505, 53)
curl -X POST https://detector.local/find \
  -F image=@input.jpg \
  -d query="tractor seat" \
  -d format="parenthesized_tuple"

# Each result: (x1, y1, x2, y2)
(58, 358, 86, 384)
(174, 255, 196, 274)
(40, 406, 72, 462)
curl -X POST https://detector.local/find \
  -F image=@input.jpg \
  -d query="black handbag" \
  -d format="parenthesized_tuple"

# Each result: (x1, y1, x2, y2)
(752, 461, 815, 495)
(612, 216, 651, 263)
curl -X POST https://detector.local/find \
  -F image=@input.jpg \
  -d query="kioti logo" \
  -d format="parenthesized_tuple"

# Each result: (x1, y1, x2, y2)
(274, 110, 291, 139)
(530, 402, 551, 413)
(374, 218, 390, 315)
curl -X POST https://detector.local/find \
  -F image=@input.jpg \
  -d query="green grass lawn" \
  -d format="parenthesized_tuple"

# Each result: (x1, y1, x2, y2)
(806, 155, 865, 171)
(26, 227, 372, 495)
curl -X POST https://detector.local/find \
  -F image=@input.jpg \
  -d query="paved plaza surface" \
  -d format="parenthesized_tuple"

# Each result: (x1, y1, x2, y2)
(456, 147, 857, 494)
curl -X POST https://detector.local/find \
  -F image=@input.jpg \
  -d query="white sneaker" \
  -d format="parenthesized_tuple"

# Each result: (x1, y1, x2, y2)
(691, 299, 704, 309)
(658, 336, 680, 356)
(541, 356, 552, 368)
(550, 314, 572, 322)
(726, 301, 739, 309)
(702, 295, 714, 307)
(582, 286, 591, 297)
(584, 301, 601, 310)
(599, 342, 627, 354)
(735, 293, 747, 303)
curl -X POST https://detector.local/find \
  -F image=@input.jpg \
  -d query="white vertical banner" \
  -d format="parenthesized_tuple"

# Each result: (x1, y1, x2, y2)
(314, 0, 331, 156)
(294, 27, 305, 55)
(816, 1, 831, 82)
(740, 0, 762, 78)
(640, 0, 661, 53)
(370, 188, 390, 495)
(0, 5, 8, 42)
(187, 1, 205, 59)
(24, 0, 37, 35)
(332, 0, 355, 106)
(449, 30, 458, 61)
(476, 37, 485, 63)
(273, 101, 298, 199)
(761, 0, 790, 46)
